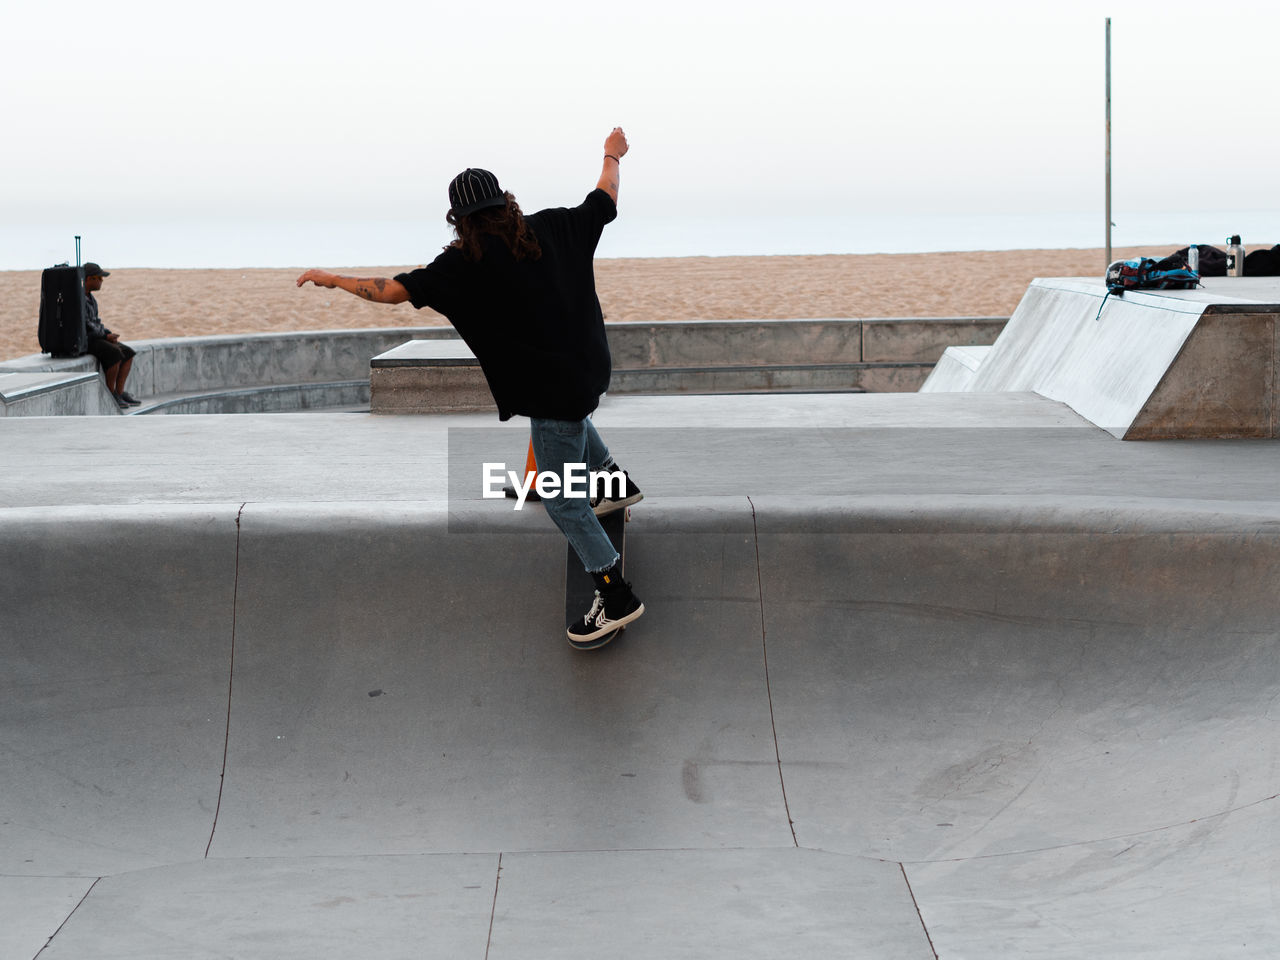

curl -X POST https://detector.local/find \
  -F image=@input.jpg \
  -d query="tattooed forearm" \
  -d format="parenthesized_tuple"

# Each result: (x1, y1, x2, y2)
(355, 278, 389, 301)
(299, 270, 406, 304)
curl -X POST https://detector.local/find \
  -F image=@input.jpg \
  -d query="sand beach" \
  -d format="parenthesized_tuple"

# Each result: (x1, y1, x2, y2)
(0, 245, 1186, 362)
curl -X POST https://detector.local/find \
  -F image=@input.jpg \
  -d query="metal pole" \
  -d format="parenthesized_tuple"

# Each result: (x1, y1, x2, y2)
(1105, 17, 1112, 266)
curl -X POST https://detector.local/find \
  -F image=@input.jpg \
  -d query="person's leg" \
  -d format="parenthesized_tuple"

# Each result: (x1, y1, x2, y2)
(114, 346, 140, 405)
(87, 339, 118, 392)
(530, 417, 617, 573)
(532, 416, 645, 645)
(88, 339, 129, 406)
(583, 417, 611, 471)
(583, 417, 644, 516)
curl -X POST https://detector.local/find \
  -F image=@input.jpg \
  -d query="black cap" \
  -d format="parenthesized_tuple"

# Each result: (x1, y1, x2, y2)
(448, 168, 506, 217)
(82, 262, 110, 277)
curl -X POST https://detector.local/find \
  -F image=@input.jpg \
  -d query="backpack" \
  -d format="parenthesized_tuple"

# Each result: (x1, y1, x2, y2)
(1244, 245, 1280, 276)
(1169, 244, 1227, 277)
(1097, 257, 1201, 321)
(1104, 257, 1201, 294)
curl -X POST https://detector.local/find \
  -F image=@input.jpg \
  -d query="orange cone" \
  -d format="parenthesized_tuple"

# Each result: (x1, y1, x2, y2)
(523, 437, 538, 488)
(505, 436, 542, 501)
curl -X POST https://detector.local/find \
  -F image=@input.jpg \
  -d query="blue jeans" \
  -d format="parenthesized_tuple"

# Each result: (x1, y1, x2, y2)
(529, 416, 618, 573)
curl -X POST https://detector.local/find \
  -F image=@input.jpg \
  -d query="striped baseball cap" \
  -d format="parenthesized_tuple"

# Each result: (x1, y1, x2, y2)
(448, 168, 507, 217)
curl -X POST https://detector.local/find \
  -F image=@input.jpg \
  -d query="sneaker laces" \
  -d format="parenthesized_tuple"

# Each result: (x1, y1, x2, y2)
(582, 590, 606, 625)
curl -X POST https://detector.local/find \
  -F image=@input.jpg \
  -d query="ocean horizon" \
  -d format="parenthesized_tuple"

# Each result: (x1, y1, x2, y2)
(3, 208, 1275, 272)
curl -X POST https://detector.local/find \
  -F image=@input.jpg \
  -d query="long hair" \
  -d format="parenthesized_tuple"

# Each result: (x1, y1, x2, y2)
(446, 192, 542, 263)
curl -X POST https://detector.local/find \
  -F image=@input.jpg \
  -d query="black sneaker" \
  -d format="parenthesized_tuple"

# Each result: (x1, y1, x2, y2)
(590, 464, 643, 516)
(118, 391, 142, 407)
(567, 563, 644, 649)
(113, 393, 130, 409)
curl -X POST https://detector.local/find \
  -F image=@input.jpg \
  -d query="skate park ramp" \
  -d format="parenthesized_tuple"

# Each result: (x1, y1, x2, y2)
(921, 276, 1280, 439)
(3, 392, 1280, 959)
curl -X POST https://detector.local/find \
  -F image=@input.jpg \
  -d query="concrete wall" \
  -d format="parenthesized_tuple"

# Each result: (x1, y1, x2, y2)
(1127, 310, 1279, 439)
(368, 318, 1008, 412)
(0, 327, 457, 417)
(1, 318, 1009, 416)
(0, 327, 458, 386)
(608, 362, 932, 395)
(0, 372, 117, 417)
(132, 328, 457, 396)
(605, 317, 1005, 369)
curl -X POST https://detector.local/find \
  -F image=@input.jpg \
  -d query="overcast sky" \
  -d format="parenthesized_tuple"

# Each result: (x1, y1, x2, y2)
(3, 0, 1276, 267)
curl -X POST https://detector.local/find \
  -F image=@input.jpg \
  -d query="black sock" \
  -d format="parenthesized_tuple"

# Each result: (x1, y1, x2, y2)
(592, 559, 623, 591)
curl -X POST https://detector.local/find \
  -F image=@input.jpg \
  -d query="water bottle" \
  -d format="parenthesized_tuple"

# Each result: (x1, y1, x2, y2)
(1226, 235, 1244, 277)
(1187, 245, 1199, 273)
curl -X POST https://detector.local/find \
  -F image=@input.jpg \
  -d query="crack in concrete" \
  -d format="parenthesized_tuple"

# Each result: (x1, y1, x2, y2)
(484, 852, 503, 960)
(204, 503, 246, 859)
(747, 495, 798, 847)
(898, 863, 939, 960)
(32, 877, 100, 960)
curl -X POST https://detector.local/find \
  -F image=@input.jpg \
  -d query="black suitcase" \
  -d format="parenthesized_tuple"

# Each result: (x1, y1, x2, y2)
(38, 263, 88, 357)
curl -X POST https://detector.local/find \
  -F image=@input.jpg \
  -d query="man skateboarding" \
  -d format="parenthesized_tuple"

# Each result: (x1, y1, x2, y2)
(297, 127, 644, 648)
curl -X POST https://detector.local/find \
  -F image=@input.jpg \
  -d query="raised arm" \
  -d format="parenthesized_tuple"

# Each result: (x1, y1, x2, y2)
(596, 127, 629, 203)
(295, 270, 409, 304)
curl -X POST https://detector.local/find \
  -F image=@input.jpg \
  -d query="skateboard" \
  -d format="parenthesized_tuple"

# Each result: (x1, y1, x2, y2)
(565, 506, 628, 647)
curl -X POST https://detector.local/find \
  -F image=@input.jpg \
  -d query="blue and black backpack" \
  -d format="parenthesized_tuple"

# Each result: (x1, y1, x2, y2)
(1104, 257, 1200, 294)
(1096, 256, 1201, 320)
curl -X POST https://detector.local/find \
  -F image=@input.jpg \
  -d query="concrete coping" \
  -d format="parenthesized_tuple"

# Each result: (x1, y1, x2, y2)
(1046, 276, 1280, 313)
(0, 326, 460, 376)
(371, 340, 479, 367)
(0, 370, 99, 401)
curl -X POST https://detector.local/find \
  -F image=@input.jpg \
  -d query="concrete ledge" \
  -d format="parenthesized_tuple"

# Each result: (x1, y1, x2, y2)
(609, 361, 932, 395)
(370, 339, 481, 368)
(0, 371, 117, 417)
(0, 327, 457, 417)
(1, 318, 1010, 417)
(370, 340, 494, 414)
(0, 354, 99, 376)
(132, 328, 457, 396)
(369, 340, 946, 413)
(921, 277, 1280, 439)
(604, 317, 1005, 369)
(860, 317, 1004, 362)
(367, 318, 1008, 412)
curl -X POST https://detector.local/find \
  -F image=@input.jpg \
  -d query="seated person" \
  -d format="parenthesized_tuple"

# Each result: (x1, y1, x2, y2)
(82, 262, 139, 408)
